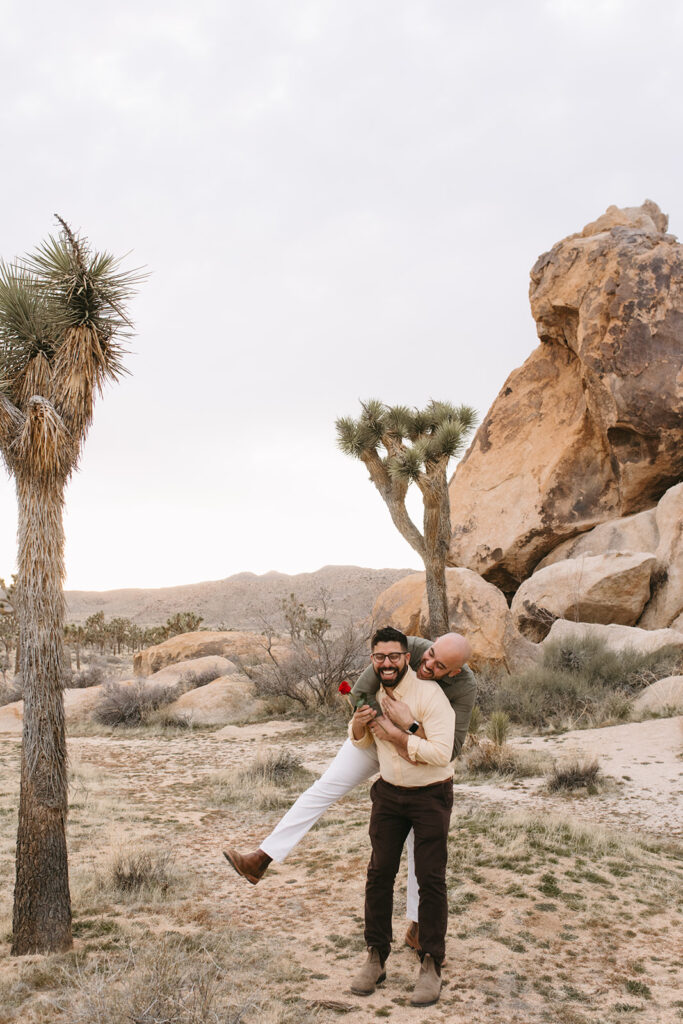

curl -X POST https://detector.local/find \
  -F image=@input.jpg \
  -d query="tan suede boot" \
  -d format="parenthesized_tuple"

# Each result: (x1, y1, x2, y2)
(410, 954, 442, 1006)
(350, 948, 386, 996)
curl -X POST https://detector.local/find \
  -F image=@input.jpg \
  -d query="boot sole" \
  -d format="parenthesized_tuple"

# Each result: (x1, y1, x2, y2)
(350, 972, 386, 996)
(410, 995, 440, 1007)
(223, 850, 262, 885)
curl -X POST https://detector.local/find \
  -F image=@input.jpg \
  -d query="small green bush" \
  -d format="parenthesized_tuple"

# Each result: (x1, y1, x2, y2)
(487, 710, 510, 746)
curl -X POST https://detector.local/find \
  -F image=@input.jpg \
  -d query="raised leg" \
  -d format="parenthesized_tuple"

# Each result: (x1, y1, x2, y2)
(261, 739, 379, 862)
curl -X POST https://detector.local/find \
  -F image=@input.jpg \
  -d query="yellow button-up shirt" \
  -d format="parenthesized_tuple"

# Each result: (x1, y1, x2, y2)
(349, 667, 455, 787)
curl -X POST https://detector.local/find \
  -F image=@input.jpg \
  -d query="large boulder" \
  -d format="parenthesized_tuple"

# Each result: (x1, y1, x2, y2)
(142, 655, 238, 688)
(165, 674, 263, 725)
(541, 619, 683, 657)
(536, 506, 658, 570)
(638, 482, 683, 629)
(535, 482, 683, 631)
(448, 200, 683, 595)
(372, 568, 538, 670)
(632, 676, 683, 715)
(133, 630, 289, 677)
(511, 551, 657, 642)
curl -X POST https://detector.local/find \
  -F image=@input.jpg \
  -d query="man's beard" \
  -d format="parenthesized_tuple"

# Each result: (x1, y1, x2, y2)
(375, 661, 410, 688)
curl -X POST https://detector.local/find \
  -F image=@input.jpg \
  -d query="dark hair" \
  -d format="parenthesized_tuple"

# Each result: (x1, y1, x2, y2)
(371, 626, 408, 650)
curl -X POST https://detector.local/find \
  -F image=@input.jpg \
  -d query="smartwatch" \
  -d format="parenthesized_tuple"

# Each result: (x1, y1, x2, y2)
(407, 721, 420, 734)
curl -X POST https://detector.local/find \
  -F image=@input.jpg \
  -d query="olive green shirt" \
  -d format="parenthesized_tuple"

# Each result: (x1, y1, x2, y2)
(350, 636, 477, 760)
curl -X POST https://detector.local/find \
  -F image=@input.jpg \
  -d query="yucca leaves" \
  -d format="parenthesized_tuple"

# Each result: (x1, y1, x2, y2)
(335, 398, 478, 476)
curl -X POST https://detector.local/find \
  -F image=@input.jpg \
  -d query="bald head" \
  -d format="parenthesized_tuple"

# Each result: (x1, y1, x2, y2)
(416, 632, 472, 681)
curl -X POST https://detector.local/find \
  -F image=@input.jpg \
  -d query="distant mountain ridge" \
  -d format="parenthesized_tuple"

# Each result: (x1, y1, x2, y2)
(65, 565, 416, 629)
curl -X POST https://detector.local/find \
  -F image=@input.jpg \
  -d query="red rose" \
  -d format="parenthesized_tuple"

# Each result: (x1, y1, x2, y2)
(338, 680, 352, 695)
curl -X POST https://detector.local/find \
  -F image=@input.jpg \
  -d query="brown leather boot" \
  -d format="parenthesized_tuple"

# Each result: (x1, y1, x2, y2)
(223, 847, 272, 884)
(405, 921, 421, 951)
(410, 954, 442, 1006)
(350, 948, 386, 996)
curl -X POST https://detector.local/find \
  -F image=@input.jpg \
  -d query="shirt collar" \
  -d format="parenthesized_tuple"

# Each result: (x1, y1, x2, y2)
(380, 666, 415, 702)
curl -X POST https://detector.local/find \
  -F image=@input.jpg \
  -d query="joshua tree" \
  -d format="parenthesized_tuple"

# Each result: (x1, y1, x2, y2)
(336, 399, 477, 638)
(0, 218, 142, 954)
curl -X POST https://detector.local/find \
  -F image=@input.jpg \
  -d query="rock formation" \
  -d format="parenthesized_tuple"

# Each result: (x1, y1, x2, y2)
(533, 482, 683, 631)
(448, 200, 683, 595)
(511, 551, 656, 642)
(372, 568, 538, 670)
(540, 619, 683, 657)
(632, 676, 683, 715)
(133, 630, 290, 676)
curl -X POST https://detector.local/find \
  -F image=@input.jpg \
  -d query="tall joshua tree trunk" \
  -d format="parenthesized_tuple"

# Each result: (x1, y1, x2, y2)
(12, 473, 71, 954)
(0, 220, 142, 953)
(422, 489, 450, 639)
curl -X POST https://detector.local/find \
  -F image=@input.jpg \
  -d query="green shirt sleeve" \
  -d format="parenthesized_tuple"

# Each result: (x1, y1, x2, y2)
(439, 664, 477, 759)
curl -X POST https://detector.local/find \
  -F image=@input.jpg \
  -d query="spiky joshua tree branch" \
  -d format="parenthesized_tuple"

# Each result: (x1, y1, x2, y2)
(336, 399, 477, 638)
(0, 219, 143, 954)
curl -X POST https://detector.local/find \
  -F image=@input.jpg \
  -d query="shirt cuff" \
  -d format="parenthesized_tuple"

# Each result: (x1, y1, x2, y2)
(348, 721, 373, 748)
(406, 735, 421, 763)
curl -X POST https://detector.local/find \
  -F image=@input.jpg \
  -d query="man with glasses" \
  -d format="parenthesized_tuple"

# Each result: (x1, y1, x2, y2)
(223, 630, 475, 946)
(349, 627, 454, 1005)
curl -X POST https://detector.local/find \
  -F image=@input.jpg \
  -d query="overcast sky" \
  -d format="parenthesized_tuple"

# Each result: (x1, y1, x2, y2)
(1, 0, 681, 592)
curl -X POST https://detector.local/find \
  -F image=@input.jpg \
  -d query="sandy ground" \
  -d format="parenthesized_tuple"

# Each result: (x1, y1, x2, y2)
(0, 716, 681, 1024)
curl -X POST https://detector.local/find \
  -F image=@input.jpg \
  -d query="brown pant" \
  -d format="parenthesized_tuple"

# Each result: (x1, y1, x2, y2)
(364, 777, 453, 967)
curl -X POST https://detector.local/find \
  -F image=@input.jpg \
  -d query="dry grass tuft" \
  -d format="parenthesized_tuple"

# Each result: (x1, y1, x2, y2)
(460, 738, 549, 779)
(546, 757, 602, 793)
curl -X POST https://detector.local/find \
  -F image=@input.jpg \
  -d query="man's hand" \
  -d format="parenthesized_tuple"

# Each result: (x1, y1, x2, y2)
(351, 704, 376, 740)
(380, 693, 417, 731)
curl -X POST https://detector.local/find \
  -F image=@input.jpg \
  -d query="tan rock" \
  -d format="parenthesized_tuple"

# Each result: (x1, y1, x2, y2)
(638, 482, 683, 629)
(632, 676, 683, 715)
(0, 684, 107, 732)
(372, 568, 537, 670)
(542, 619, 683, 657)
(536, 507, 658, 570)
(0, 701, 22, 733)
(165, 674, 263, 726)
(133, 631, 289, 677)
(449, 200, 683, 594)
(372, 574, 427, 636)
(511, 552, 657, 642)
(145, 655, 237, 688)
(672, 612, 683, 634)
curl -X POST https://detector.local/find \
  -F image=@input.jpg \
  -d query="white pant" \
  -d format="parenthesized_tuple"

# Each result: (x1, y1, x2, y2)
(261, 738, 420, 921)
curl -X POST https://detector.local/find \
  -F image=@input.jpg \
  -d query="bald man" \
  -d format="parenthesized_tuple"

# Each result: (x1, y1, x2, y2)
(224, 632, 476, 945)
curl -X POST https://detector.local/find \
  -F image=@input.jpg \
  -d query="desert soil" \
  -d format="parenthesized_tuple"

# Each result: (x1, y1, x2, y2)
(0, 716, 681, 1023)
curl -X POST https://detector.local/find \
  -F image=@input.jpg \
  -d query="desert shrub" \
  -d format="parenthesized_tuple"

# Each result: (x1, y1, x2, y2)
(69, 663, 110, 689)
(108, 847, 177, 897)
(478, 636, 683, 729)
(546, 757, 601, 793)
(204, 752, 315, 811)
(239, 751, 307, 786)
(58, 931, 293, 1024)
(93, 681, 178, 727)
(486, 710, 510, 746)
(178, 666, 223, 690)
(244, 592, 369, 710)
(461, 740, 547, 779)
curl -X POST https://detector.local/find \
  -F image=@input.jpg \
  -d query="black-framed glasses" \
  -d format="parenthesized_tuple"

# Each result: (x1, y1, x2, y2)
(371, 652, 407, 664)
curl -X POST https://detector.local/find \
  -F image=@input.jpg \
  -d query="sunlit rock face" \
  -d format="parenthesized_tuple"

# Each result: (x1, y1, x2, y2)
(448, 200, 683, 596)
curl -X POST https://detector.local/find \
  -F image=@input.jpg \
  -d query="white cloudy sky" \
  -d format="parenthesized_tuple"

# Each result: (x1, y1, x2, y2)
(1, 0, 681, 591)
